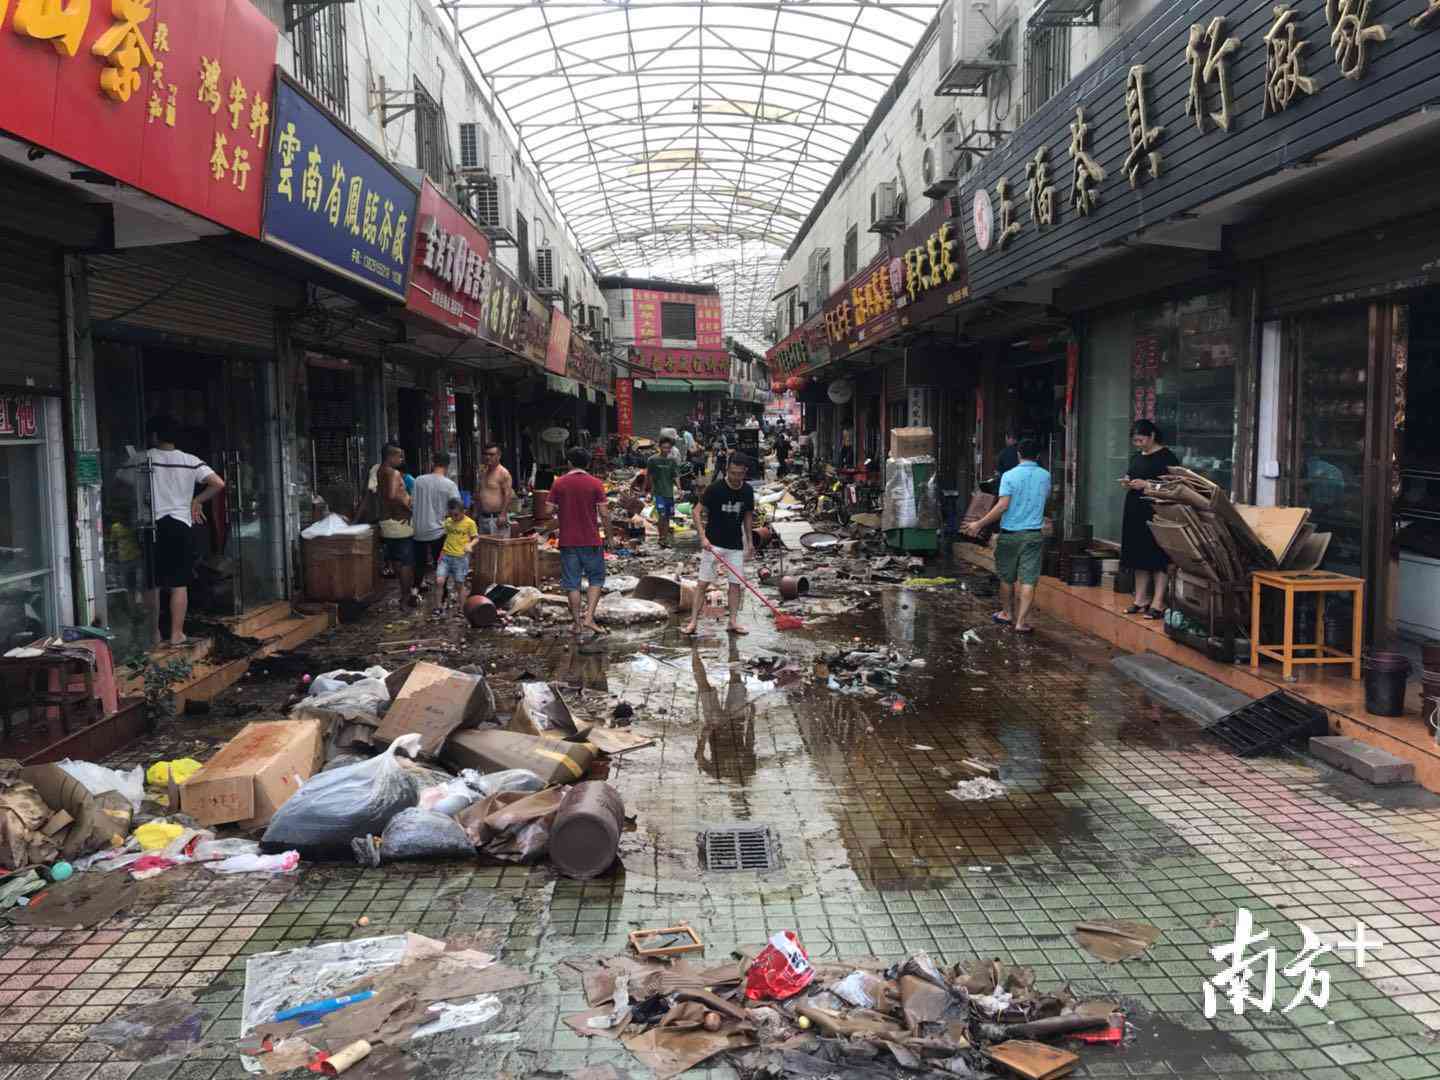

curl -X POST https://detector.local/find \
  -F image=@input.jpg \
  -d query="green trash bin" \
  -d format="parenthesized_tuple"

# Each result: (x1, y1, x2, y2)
(885, 459, 938, 553)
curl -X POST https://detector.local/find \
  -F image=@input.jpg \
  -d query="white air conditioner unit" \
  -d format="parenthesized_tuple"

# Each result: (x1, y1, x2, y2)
(869, 181, 903, 232)
(939, 0, 1009, 96)
(458, 122, 490, 174)
(921, 131, 965, 196)
(468, 175, 514, 243)
(534, 247, 556, 291)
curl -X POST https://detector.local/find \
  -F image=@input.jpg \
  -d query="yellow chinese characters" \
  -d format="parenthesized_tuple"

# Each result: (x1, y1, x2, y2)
(227, 77, 247, 130)
(198, 56, 221, 114)
(13, 0, 91, 58)
(850, 267, 892, 326)
(301, 146, 323, 211)
(91, 0, 155, 102)
(209, 132, 229, 181)
(249, 95, 270, 147)
(325, 163, 346, 227)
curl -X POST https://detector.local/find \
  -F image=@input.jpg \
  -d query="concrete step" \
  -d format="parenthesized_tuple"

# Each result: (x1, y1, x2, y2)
(1309, 735, 1417, 786)
(254, 610, 331, 658)
(1111, 651, 1255, 725)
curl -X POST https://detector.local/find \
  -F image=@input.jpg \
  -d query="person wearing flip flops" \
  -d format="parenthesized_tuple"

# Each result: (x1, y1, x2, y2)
(962, 437, 1051, 634)
(1118, 419, 1179, 620)
(551, 446, 609, 638)
(118, 415, 225, 648)
(684, 457, 755, 637)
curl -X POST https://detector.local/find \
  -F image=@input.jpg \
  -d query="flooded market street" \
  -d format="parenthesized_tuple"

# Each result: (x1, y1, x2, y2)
(6, 565, 1440, 1080)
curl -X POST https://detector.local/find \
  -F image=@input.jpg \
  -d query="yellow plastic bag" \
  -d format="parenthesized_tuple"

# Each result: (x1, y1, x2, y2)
(134, 821, 185, 851)
(147, 758, 203, 786)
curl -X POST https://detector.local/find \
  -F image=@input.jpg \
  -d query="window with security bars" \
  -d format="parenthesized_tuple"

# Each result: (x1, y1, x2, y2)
(661, 302, 697, 340)
(842, 226, 858, 279)
(414, 79, 446, 185)
(291, 4, 348, 121)
(1023, 24, 1070, 120)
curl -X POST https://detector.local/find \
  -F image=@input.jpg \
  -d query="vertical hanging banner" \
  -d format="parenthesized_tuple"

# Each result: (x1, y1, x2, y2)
(546, 311, 572, 375)
(615, 378, 634, 437)
(261, 75, 420, 299)
(0, 0, 277, 236)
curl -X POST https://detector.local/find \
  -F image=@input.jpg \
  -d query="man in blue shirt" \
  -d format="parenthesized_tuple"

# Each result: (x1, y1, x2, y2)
(962, 438, 1051, 633)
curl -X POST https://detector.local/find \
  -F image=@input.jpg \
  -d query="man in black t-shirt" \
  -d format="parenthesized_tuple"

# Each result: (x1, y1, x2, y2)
(683, 458, 755, 637)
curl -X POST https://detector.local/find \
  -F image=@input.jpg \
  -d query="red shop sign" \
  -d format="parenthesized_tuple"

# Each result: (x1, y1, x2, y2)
(407, 178, 492, 337)
(615, 377, 634, 437)
(0, 0, 278, 237)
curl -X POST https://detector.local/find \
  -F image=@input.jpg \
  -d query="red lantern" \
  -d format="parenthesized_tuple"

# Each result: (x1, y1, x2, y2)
(771, 377, 785, 394)
(787, 375, 809, 392)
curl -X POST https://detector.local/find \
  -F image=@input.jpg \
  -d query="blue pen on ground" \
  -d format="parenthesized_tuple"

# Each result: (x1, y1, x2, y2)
(273, 990, 375, 1023)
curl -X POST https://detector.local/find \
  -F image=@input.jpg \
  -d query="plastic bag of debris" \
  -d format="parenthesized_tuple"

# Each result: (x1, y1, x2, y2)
(261, 734, 423, 857)
(299, 667, 392, 721)
(462, 768, 546, 797)
(882, 458, 939, 531)
(301, 514, 374, 539)
(352, 806, 475, 866)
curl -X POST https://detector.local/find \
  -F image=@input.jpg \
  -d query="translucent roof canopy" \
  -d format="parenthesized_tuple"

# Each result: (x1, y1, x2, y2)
(449, 0, 941, 343)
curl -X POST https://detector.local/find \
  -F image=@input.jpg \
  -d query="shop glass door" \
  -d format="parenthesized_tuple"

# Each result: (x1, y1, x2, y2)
(0, 396, 58, 650)
(221, 358, 281, 615)
(1286, 307, 1371, 577)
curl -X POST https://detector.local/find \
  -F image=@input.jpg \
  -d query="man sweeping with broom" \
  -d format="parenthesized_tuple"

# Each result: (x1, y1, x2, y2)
(683, 457, 754, 637)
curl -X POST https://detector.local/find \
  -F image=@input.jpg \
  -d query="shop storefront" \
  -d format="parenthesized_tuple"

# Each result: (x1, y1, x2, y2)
(628, 346, 730, 436)
(766, 199, 972, 473)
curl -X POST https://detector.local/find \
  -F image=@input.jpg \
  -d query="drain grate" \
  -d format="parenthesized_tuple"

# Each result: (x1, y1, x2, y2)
(1204, 690, 1329, 757)
(699, 824, 780, 872)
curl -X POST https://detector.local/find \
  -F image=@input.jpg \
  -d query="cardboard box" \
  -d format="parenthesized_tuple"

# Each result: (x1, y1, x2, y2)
(180, 720, 323, 828)
(374, 661, 496, 757)
(889, 427, 935, 459)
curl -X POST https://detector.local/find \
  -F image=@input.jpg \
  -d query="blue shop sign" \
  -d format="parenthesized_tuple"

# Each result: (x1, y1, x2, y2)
(262, 77, 419, 300)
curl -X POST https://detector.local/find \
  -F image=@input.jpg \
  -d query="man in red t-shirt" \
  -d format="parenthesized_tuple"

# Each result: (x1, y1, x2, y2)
(550, 446, 609, 636)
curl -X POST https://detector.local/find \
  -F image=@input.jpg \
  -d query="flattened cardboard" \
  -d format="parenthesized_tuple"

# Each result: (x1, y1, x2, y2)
(375, 661, 496, 757)
(179, 720, 323, 828)
(19, 764, 132, 859)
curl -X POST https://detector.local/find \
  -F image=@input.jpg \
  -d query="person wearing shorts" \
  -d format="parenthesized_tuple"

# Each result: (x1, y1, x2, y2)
(374, 444, 416, 609)
(550, 446, 608, 636)
(684, 457, 755, 636)
(962, 437, 1051, 633)
(646, 435, 679, 547)
(411, 451, 459, 595)
(434, 498, 478, 615)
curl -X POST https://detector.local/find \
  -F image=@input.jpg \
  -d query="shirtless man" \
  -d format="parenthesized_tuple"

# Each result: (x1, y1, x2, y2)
(375, 444, 415, 608)
(473, 442, 514, 537)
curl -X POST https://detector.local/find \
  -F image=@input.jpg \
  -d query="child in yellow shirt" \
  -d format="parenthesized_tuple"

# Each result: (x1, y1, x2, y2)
(435, 498, 479, 615)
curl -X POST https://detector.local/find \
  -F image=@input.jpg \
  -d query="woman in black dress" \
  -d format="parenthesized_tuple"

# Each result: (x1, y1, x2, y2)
(1119, 419, 1180, 619)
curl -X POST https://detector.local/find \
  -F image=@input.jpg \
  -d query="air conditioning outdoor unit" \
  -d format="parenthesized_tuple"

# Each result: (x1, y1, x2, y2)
(468, 175, 515, 244)
(869, 181, 903, 233)
(534, 247, 556, 291)
(921, 131, 966, 197)
(458, 122, 490, 174)
(938, 0, 1010, 96)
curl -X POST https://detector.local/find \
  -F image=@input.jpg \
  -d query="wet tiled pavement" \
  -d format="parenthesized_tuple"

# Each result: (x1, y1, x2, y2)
(6, 574, 1440, 1079)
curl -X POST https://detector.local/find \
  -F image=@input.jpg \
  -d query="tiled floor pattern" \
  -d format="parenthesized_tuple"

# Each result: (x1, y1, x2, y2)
(3, 584, 1440, 1078)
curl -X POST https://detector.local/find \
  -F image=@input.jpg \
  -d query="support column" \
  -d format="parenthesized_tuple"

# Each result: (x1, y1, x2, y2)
(63, 254, 102, 627)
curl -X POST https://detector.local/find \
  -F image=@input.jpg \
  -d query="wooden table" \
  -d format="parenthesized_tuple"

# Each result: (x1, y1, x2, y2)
(1250, 570, 1365, 681)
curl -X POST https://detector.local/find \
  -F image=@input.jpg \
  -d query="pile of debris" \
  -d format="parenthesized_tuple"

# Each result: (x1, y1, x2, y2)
(565, 932, 1130, 1080)
(4, 659, 647, 926)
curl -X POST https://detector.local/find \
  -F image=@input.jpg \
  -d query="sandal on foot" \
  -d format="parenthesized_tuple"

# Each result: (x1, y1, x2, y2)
(991, 612, 1012, 625)
(1143, 608, 1164, 620)
(1122, 604, 1146, 614)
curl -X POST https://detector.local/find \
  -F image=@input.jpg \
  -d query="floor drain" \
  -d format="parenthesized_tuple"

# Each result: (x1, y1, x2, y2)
(699, 824, 780, 872)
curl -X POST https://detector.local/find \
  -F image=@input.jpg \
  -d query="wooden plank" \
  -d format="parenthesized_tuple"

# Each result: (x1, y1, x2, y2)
(1235, 507, 1311, 566)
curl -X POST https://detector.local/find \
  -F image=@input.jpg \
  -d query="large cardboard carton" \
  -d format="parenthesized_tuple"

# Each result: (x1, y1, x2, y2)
(374, 661, 496, 758)
(180, 719, 323, 828)
(19, 764, 132, 860)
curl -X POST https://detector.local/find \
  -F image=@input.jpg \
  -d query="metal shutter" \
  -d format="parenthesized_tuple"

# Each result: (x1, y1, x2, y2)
(85, 244, 300, 353)
(0, 232, 63, 394)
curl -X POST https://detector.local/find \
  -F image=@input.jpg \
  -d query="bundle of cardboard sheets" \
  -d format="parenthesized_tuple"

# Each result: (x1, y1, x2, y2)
(1144, 467, 1332, 625)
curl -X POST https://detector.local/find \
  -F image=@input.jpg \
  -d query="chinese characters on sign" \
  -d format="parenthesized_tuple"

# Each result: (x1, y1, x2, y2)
(632, 347, 730, 379)
(1204, 908, 1382, 1016)
(615, 377, 634, 437)
(0, 397, 39, 438)
(1185, 16, 1240, 132)
(1327, 0, 1388, 78)
(994, 176, 1021, 248)
(1264, 6, 1317, 114)
(1068, 107, 1105, 216)
(0, 0, 278, 236)
(262, 77, 419, 300)
(1123, 65, 1165, 188)
(1132, 334, 1160, 421)
(1026, 147, 1055, 228)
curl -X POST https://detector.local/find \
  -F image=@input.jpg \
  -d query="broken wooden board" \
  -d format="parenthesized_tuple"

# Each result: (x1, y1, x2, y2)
(1235, 506, 1311, 567)
(1073, 919, 1162, 962)
(985, 1039, 1079, 1080)
(587, 727, 655, 755)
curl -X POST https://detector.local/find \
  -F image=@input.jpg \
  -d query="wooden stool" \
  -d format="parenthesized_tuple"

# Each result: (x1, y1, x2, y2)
(1250, 570, 1365, 682)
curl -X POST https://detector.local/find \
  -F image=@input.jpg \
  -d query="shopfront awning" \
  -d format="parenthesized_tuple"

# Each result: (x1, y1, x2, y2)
(639, 380, 729, 392)
(547, 374, 581, 397)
